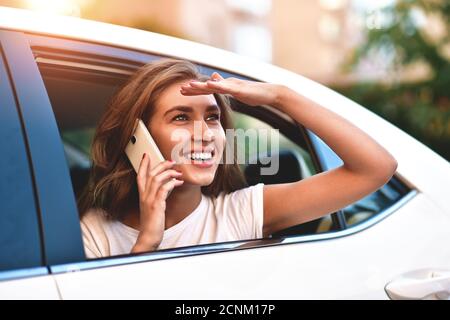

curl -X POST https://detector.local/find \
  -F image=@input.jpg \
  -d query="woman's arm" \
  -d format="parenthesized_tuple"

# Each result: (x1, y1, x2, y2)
(260, 85, 397, 235)
(182, 74, 398, 236)
(273, 86, 397, 178)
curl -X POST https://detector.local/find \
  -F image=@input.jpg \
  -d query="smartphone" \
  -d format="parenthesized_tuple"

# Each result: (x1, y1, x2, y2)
(125, 119, 165, 173)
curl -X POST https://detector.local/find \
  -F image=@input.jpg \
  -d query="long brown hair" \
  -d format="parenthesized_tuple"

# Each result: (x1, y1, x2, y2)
(78, 59, 248, 220)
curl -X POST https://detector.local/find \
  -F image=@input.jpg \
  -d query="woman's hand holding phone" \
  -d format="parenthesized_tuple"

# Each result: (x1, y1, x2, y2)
(131, 154, 184, 253)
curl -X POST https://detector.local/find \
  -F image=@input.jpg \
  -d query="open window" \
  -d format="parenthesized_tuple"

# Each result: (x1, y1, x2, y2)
(33, 36, 412, 265)
(34, 44, 337, 250)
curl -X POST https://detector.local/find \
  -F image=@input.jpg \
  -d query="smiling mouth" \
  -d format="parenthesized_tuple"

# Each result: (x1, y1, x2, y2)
(184, 150, 215, 162)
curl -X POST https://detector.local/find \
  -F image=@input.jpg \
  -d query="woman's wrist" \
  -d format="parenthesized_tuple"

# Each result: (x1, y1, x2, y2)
(131, 231, 161, 253)
(271, 84, 292, 110)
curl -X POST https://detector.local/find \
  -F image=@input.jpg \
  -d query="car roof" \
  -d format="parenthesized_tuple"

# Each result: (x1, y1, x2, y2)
(1, 6, 449, 209)
(0, 6, 268, 80)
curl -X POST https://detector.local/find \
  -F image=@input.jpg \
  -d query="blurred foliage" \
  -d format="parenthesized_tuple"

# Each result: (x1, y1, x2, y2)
(333, 0, 450, 161)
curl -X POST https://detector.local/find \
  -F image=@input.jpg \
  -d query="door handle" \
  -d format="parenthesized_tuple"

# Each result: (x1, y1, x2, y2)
(385, 268, 450, 300)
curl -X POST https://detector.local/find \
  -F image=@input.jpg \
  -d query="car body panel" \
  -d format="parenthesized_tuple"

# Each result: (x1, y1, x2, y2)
(0, 270, 59, 300)
(52, 193, 450, 299)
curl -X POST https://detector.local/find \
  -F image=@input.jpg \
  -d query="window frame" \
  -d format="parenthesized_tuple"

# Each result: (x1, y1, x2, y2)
(23, 32, 417, 275)
(1, 31, 85, 269)
(0, 31, 47, 280)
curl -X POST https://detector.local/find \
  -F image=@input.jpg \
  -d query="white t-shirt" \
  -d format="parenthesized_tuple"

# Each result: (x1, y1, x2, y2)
(80, 183, 264, 259)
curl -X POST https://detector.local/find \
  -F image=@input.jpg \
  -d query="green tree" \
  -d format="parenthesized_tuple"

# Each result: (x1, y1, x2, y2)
(335, 0, 450, 160)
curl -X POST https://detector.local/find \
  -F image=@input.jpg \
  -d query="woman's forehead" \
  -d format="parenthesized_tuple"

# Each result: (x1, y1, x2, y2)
(155, 82, 217, 112)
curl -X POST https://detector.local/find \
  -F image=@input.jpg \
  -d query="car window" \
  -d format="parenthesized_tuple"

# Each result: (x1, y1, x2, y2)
(0, 48, 42, 272)
(36, 46, 339, 246)
(35, 39, 411, 265)
(309, 132, 410, 227)
(30, 39, 413, 272)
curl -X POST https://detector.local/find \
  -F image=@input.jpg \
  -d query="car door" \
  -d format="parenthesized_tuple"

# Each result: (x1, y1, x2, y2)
(18, 32, 342, 299)
(0, 31, 60, 299)
(308, 124, 450, 300)
(17, 30, 450, 299)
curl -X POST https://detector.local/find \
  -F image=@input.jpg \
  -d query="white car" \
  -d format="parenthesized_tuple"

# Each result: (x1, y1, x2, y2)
(0, 6, 449, 300)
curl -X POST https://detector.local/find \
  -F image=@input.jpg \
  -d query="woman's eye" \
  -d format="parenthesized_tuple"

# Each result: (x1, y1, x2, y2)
(207, 114, 220, 121)
(173, 114, 188, 121)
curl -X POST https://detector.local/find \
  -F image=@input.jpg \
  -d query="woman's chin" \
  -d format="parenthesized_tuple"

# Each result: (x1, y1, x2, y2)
(182, 170, 216, 186)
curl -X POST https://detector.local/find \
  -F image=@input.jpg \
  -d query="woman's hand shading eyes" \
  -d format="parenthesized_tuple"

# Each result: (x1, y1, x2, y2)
(180, 72, 283, 107)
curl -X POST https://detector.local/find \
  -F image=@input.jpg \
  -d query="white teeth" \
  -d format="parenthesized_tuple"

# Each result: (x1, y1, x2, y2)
(188, 152, 212, 160)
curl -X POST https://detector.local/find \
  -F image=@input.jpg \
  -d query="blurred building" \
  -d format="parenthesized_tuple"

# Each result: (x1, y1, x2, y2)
(0, 0, 413, 85)
(272, 0, 355, 85)
(79, 0, 272, 63)
(89, 0, 349, 84)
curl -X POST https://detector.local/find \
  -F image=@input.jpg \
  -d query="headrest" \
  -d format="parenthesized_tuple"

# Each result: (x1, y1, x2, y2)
(244, 149, 304, 186)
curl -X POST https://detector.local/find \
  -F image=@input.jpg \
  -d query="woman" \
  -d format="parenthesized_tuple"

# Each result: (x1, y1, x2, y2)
(79, 59, 397, 259)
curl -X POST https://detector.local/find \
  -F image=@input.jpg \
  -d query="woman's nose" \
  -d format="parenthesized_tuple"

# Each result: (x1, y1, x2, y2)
(192, 120, 215, 142)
